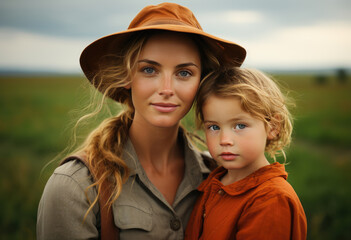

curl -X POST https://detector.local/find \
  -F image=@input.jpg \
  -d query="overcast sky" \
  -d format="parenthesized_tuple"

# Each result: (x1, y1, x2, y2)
(1, 0, 350, 73)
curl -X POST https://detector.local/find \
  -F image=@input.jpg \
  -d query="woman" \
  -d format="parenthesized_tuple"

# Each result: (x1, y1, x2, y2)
(37, 3, 246, 239)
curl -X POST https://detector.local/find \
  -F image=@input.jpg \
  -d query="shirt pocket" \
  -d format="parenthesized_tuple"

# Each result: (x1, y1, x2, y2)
(113, 204, 153, 232)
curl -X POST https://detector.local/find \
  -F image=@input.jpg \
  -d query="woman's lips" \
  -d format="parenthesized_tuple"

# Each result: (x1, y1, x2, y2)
(151, 103, 179, 113)
(220, 152, 239, 161)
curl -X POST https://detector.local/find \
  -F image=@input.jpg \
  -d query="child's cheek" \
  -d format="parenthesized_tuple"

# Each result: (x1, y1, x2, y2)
(205, 134, 218, 159)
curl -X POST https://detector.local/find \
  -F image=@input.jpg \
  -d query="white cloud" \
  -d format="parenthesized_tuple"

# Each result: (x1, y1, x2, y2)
(198, 10, 264, 25)
(222, 10, 263, 24)
(0, 28, 90, 72)
(1, 20, 350, 72)
(237, 21, 351, 69)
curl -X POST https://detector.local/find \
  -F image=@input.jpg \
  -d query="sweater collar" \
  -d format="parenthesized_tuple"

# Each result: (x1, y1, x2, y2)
(199, 162, 287, 196)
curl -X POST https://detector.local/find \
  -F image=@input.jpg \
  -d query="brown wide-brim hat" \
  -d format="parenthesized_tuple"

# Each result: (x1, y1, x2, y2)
(80, 2, 246, 87)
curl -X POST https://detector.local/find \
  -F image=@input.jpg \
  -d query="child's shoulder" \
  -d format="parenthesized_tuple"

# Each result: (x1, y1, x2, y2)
(245, 175, 306, 225)
(252, 173, 301, 206)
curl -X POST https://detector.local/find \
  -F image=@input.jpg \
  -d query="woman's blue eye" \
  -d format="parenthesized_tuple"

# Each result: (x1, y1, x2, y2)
(143, 67, 155, 74)
(235, 124, 246, 130)
(209, 125, 220, 131)
(178, 70, 191, 77)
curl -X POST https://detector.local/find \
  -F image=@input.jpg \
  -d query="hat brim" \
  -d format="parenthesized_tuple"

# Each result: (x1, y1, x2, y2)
(80, 24, 246, 82)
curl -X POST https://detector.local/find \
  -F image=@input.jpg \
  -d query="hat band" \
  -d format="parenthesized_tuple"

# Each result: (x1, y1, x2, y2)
(140, 19, 202, 30)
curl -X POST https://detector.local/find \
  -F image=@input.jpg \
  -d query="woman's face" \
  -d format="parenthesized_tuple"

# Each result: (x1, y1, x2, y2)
(129, 32, 201, 128)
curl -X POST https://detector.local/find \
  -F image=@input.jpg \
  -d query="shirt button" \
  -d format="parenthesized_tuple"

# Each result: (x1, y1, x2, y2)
(170, 218, 181, 231)
(218, 189, 224, 195)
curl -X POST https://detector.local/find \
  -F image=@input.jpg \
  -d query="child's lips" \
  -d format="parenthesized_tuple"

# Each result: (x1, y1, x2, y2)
(220, 152, 239, 161)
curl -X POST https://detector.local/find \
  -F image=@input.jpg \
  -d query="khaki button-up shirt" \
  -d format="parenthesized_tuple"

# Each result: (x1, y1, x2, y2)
(37, 133, 210, 240)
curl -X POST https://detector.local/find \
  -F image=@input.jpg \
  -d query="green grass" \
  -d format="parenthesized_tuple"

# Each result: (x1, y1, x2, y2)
(275, 74, 351, 147)
(0, 74, 350, 239)
(272, 74, 351, 239)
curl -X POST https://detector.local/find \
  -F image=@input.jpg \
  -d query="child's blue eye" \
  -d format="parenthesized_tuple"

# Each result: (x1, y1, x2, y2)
(209, 125, 220, 131)
(235, 124, 246, 130)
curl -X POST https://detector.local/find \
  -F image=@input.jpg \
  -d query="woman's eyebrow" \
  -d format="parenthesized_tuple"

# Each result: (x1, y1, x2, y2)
(176, 63, 200, 69)
(137, 59, 161, 66)
(138, 59, 199, 69)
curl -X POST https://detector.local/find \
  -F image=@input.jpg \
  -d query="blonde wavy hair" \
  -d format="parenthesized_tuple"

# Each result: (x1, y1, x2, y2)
(195, 67, 294, 161)
(66, 30, 222, 217)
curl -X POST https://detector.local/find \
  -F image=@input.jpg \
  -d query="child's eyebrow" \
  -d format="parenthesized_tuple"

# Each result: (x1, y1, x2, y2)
(205, 115, 248, 121)
(229, 117, 248, 122)
(203, 120, 217, 124)
(203, 116, 251, 125)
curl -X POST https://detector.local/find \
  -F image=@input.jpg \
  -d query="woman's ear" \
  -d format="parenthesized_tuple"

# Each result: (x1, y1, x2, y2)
(124, 83, 131, 89)
(267, 114, 281, 140)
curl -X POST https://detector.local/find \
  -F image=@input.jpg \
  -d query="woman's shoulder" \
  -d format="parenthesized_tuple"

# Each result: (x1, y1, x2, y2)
(39, 159, 98, 215)
(55, 159, 88, 176)
(37, 159, 99, 239)
(42, 159, 95, 199)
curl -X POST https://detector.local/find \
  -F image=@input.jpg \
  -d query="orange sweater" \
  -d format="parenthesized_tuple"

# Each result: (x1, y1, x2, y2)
(185, 163, 307, 240)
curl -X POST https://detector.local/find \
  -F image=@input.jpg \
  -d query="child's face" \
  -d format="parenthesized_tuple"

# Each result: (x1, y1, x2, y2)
(202, 95, 271, 177)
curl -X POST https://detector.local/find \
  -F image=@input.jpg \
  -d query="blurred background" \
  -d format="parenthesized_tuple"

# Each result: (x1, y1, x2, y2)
(0, 0, 350, 239)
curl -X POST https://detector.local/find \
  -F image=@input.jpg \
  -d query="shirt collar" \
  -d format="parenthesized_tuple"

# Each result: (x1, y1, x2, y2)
(122, 128, 210, 187)
(199, 162, 287, 196)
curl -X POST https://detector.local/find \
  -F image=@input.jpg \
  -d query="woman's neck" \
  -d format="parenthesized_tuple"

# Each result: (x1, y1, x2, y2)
(129, 120, 185, 205)
(128, 120, 182, 167)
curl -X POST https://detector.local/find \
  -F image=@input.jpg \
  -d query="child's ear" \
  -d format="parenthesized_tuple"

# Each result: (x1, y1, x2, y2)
(267, 114, 281, 140)
(124, 83, 131, 89)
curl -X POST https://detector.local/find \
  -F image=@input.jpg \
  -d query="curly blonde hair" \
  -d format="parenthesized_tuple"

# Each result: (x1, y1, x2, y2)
(195, 67, 294, 160)
(67, 30, 222, 217)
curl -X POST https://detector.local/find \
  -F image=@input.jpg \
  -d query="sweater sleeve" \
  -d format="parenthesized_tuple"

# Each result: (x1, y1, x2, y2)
(236, 192, 307, 240)
(37, 163, 100, 240)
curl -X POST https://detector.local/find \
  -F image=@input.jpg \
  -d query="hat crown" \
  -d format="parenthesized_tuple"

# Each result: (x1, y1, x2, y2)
(128, 3, 203, 30)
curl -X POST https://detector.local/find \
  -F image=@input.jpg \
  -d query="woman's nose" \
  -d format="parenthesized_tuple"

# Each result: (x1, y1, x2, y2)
(158, 74, 174, 97)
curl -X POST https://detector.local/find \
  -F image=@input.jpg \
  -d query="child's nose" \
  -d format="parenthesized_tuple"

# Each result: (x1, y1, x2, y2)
(220, 131, 234, 146)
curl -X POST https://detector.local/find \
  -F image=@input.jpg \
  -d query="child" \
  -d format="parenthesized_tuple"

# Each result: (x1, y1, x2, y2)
(185, 67, 307, 240)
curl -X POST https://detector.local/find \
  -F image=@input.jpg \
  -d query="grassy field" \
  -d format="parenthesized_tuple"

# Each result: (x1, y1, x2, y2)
(0, 73, 350, 239)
